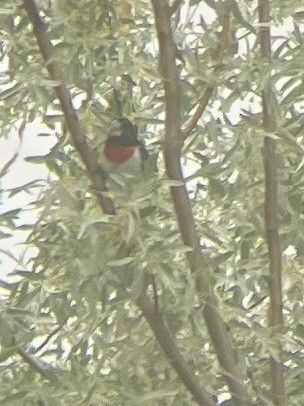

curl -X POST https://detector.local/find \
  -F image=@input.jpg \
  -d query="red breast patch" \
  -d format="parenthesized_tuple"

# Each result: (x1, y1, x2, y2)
(104, 146, 136, 164)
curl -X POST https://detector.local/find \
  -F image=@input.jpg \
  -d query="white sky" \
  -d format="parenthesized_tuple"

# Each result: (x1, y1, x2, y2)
(0, 124, 57, 276)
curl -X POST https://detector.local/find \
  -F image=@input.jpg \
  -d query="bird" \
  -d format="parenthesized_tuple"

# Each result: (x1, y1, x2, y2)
(102, 118, 148, 173)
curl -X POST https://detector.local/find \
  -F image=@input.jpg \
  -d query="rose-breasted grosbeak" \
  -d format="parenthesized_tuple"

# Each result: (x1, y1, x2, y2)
(102, 118, 148, 173)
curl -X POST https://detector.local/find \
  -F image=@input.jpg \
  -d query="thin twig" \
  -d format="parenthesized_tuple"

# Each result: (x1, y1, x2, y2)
(182, 7, 231, 137)
(22, 0, 115, 215)
(17, 347, 59, 382)
(35, 317, 69, 354)
(151, 1, 250, 404)
(0, 153, 18, 179)
(258, 0, 285, 404)
(182, 86, 214, 137)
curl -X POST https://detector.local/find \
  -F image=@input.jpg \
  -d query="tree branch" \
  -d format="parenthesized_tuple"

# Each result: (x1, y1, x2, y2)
(22, 0, 115, 215)
(151, 1, 250, 404)
(137, 294, 216, 406)
(258, 0, 285, 404)
(0, 153, 18, 179)
(182, 4, 231, 137)
(182, 86, 214, 138)
(17, 347, 59, 383)
(35, 317, 68, 354)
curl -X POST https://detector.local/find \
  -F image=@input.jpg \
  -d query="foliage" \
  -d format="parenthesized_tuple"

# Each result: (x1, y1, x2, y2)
(1, 0, 304, 404)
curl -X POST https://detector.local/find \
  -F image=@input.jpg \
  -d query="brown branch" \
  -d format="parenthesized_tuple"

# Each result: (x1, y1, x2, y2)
(182, 7, 231, 138)
(151, 1, 250, 404)
(22, 0, 115, 215)
(17, 347, 59, 382)
(258, 0, 285, 404)
(35, 317, 68, 354)
(0, 153, 18, 179)
(182, 86, 214, 137)
(137, 294, 216, 406)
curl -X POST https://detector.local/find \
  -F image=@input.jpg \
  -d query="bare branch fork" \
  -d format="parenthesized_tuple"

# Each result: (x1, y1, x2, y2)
(258, 0, 285, 403)
(22, 1, 215, 402)
(151, 1, 250, 404)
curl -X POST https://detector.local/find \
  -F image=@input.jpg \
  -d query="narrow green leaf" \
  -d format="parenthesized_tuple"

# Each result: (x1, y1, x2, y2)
(107, 257, 135, 267)
(14, 270, 44, 280)
(24, 155, 46, 164)
(1, 392, 29, 404)
(130, 269, 144, 299)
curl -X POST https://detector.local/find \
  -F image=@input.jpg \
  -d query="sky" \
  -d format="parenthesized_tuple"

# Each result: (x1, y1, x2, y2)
(0, 123, 57, 277)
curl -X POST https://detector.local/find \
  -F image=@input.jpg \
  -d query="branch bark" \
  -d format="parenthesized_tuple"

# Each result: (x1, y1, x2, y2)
(137, 295, 216, 406)
(151, 1, 250, 404)
(182, 4, 231, 137)
(22, 0, 115, 215)
(0, 153, 18, 179)
(258, 0, 285, 404)
(35, 317, 68, 354)
(17, 347, 59, 383)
